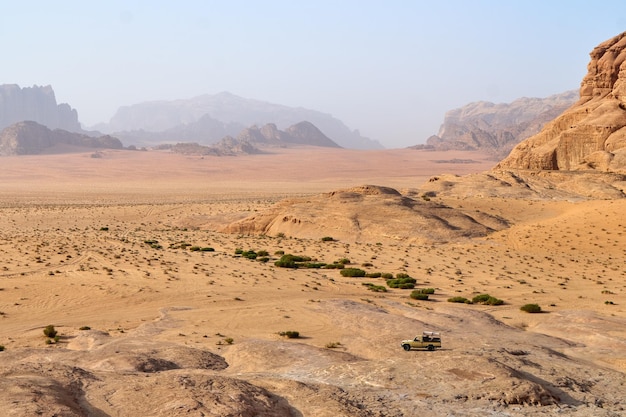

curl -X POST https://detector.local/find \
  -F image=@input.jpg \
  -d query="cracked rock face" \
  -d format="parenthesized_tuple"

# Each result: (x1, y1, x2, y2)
(497, 32, 626, 173)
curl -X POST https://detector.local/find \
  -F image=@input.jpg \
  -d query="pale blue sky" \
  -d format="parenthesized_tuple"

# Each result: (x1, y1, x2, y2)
(1, 1, 624, 148)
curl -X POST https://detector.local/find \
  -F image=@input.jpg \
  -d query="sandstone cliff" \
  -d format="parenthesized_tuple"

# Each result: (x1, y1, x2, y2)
(0, 121, 123, 155)
(0, 84, 81, 132)
(497, 32, 626, 173)
(424, 91, 577, 158)
(237, 121, 340, 148)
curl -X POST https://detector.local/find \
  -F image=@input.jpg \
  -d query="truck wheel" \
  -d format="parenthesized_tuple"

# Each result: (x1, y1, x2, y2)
(427, 345, 434, 351)
(403, 344, 411, 351)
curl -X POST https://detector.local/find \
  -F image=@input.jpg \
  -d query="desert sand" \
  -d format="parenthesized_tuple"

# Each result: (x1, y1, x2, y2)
(0, 147, 624, 416)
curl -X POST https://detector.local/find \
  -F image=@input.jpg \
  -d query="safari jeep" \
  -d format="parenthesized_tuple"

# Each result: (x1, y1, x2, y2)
(401, 331, 441, 351)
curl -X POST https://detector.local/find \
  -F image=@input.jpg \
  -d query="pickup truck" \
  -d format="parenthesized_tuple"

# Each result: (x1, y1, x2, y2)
(401, 331, 441, 351)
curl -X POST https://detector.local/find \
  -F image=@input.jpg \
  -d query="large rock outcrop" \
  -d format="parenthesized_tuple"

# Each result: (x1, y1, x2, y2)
(0, 121, 123, 155)
(424, 91, 577, 158)
(497, 32, 626, 173)
(0, 84, 81, 132)
(237, 121, 340, 148)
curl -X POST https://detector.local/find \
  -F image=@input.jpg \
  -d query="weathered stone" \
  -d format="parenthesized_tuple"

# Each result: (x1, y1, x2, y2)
(497, 32, 626, 173)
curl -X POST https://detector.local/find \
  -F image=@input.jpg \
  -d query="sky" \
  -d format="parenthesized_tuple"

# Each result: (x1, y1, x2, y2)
(1, 1, 625, 148)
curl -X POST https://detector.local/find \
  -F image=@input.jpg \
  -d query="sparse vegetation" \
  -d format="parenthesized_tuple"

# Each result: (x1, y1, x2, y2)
(386, 274, 416, 289)
(472, 293, 504, 306)
(43, 325, 57, 338)
(410, 291, 429, 300)
(362, 282, 387, 292)
(321, 236, 335, 242)
(448, 296, 471, 304)
(340, 268, 366, 277)
(520, 303, 542, 313)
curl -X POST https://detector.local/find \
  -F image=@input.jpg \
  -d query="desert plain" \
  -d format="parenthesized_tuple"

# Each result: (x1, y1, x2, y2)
(0, 146, 625, 416)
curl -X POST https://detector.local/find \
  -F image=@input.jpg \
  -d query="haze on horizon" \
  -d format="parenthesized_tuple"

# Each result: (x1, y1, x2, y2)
(1, 1, 624, 148)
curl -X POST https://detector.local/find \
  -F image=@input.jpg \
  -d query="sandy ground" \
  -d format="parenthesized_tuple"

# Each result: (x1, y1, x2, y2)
(0, 147, 624, 416)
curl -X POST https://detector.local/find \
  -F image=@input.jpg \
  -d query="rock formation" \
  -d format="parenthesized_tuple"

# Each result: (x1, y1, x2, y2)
(220, 185, 508, 243)
(0, 121, 123, 155)
(0, 84, 81, 132)
(497, 32, 626, 173)
(237, 121, 340, 148)
(422, 91, 577, 158)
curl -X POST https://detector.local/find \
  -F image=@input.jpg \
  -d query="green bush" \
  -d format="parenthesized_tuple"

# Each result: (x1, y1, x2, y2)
(340, 268, 366, 277)
(189, 246, 201, 251)
(322, 263, 344, 269)
(336, 258, 351, 265)
(257, 250, 269, 257)
(381, 273, 394, 279)
(365, 272, 382, 278)
(417, 288, 435, 294)
(396, 273, 410, 279)
(362, 283, 387, 292)
(43, 325, 57, 338)
(321, 236, 335, 242)
(386, 276, 416, 289)
(472, 294, 504, 306)
(520, 303, 542, 313)
(0, 345, 5, 351)
(200, 247, 215, 252)
(410, 291, 429, 300)
(448, 296, 471, 304)
(79, 326, 91, 331)
(279, 330, 300, 339)
(274, 254, 313, 268)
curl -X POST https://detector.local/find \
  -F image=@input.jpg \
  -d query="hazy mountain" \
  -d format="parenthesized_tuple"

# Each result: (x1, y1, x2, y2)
(421, 90, 578, 158)
(0, 121, 123, 156)
(0, 84, 81, 132)
(95, 92, 381, 149)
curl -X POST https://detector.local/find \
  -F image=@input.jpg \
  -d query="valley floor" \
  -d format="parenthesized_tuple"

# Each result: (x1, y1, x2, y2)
(0, 148, 624, 416)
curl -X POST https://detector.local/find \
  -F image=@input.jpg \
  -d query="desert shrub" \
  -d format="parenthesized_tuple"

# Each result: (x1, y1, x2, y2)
(189, 246, 201, 252)
(472, 294, 504, 306)
(418, 288, 435, 294)
(362, 283, 387, 292)
(200, 247, 215, 252)
(257, 250, 269, 257)
(340, 268, 366, 277)
(325, 342, 341, 348)
(79, 326, 91, 331)
(386, 276, 416, 289)
(279, 331, 300, 339)
(520, 303, 542, 313)
(395, 273, 410, 279)
(0, 345, 4, 351)
(336, 258, 351, 265)
(321, 236, 335, 242)
(258, 257, 270, 263)
(381, 272, 394, 279)
(224, 337, 234, 345)
(302, 262, 326, 269)
(410, 291, 429, 300)
(365, 272, 382, 278)
(274, 254, 311, 268)
(274, 250, 285, 255)
(322, 263, 344, 269)
(239, 250, 258, 259)
(43, 325, 57, 338)
(448, 296, 471, 304)
(234, 248, 244, 255)
(99, 227, 109, 231)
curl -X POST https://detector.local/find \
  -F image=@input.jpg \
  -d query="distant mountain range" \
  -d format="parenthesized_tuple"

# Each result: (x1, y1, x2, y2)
(93, 92, 381, 150)
(417, 90, 578, 158)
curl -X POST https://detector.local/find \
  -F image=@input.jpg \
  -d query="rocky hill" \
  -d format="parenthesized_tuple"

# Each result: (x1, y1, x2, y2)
(96, 92, 381, 149)
(0, 121, 123, 156)
(236, 121, 340, 148)
(0, 84, 81, 132)
(422, 91, 577, 158)
(497, 31, 626, 173)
